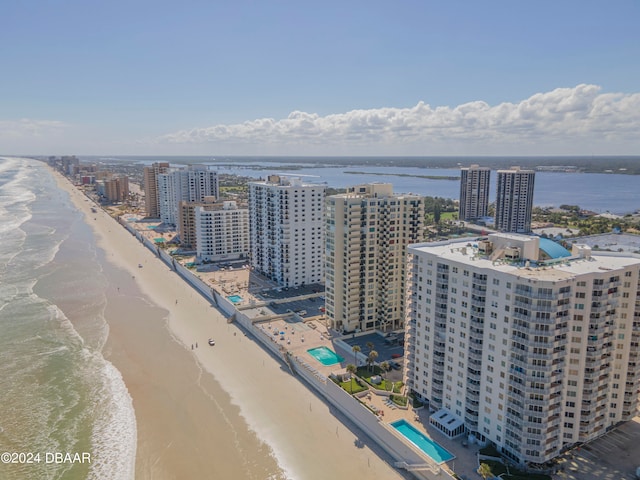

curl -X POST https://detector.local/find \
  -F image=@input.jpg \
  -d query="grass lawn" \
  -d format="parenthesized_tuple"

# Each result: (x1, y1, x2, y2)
(390, 394, 407, 407)
(408, 393, 425, 408)
(356, 366, 403, 392)
(480, 460, 552, 480)
(339, 378, 368, 394)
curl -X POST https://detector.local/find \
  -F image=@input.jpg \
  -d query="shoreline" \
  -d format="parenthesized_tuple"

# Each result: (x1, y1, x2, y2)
(51, 168, 405, 479)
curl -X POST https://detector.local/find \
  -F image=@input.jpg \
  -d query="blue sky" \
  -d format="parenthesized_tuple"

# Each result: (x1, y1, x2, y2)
(2, 0, 639, 156)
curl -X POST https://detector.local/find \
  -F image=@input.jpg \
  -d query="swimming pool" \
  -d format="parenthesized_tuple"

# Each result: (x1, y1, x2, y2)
(227, 295, 243, 304)
(307, 346, 344, 366)
(391, 419, 454, 464)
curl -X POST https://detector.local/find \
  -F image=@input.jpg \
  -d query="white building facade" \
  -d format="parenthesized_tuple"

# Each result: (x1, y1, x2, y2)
(248, 175, 326, 287)
(195, 201, 249, 262)
(405, 233, 640, 466)
(158, 165, 219, 226)
(325, 183, 424, 333)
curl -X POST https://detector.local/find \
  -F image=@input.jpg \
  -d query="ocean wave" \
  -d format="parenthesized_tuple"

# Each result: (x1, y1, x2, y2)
(86, 356, 137, 480)
(54, 306, 137, 480)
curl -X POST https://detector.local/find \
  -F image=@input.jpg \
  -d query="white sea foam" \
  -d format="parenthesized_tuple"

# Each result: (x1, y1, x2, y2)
(87, 357, 137, 480)
(52, 304, 137, 480)
(0, 157, 137, 480)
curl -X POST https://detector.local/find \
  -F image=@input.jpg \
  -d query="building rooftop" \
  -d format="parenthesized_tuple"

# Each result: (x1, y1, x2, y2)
(409, 233, 640, 281)
(538, 237, 571, 259)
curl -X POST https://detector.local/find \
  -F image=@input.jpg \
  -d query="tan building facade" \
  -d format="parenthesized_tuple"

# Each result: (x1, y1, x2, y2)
(178, 197, 217, 250)
(325, 183, 424, 333)
(143, 162, 170, 218)
(102, 174, 129, 203)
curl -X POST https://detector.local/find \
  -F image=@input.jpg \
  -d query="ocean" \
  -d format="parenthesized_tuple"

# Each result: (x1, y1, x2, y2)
(0, 157, 136, 480)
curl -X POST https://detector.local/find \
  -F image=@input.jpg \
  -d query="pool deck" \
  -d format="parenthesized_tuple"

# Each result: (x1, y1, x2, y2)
(358, 387, 482, 478)
(256, 316, 483, 479)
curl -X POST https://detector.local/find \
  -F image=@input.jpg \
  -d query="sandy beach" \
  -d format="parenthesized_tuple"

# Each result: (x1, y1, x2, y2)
(54, 170, 405, 480)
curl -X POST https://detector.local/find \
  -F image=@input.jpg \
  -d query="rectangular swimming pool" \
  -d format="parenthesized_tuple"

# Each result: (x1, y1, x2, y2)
(391, 419, 454, 464)
(307, 346, 344, 366)
(227, 295, 243, 303)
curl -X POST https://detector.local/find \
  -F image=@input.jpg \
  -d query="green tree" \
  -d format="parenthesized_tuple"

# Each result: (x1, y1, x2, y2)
(346, 364, 357, 394)
(477, 462, 493, 479)
(433, 204, 441, 224)
(352, 345, 361, 367)
(366, 341, 374, 353)
(367, 350, 379, 372)
(379, 361, 390, 390)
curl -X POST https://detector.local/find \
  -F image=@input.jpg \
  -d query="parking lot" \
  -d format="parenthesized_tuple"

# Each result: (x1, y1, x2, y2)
(341, 331, 405, 368)
(266, 295, 325, 319)
(554, 417, 640, 480)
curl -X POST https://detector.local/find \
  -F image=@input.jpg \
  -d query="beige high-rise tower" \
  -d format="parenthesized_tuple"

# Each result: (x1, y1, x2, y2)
(325, 183, 424, 334)
(142, 162, 170, 218)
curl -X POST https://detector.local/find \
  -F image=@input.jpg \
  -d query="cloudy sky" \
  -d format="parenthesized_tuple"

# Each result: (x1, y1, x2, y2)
(2, 0, 639, 156)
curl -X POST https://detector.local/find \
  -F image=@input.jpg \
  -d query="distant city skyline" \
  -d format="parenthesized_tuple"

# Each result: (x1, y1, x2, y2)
(2, 1, 639, 156)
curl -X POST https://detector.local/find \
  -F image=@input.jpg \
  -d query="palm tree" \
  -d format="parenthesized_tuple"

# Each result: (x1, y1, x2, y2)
(366, 341, 374, 353)
(345, 364, 357, 394)
(477, 462, 493, 480)
(379, 361, 390, 390)
(366, 350, 378, 372)
(352, 345, 361, 368)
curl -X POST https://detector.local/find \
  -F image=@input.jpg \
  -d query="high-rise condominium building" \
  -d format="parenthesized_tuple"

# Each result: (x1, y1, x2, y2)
(158, 165, 219, 226)
(143, 162, 170, 218)
(325, 183, 424, 333)
(101, 174, 129, 203)
(494, 167, 535, 233)
(459, 165, 491, 222)
(195, 200, 249, 262)
(405, 233, 640, 466)
(178, 196, 217, 250)
(248, 175, 326, 287)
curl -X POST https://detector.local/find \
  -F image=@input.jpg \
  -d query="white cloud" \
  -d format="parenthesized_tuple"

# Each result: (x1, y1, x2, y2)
(157, 84, 640, 154)
(0, 119, 69, 139)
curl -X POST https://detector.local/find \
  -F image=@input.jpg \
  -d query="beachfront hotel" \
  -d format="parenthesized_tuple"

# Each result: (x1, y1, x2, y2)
(248, 175, 326, 288)
(194, 200, 249, 262)
(157, 165, 219, 226)
(459, 164, 491, 222)
(143, 162, 170, 218)
(494, 167, 535, 233)
(325, 183, 424, 333)
(404, 232, 640, 466)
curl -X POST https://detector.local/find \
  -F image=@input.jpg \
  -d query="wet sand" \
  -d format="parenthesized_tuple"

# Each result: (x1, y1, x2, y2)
(55, 171, 405, 480)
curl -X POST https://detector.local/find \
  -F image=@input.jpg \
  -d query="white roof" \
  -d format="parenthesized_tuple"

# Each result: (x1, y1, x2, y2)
(429, 408, 464, 432)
